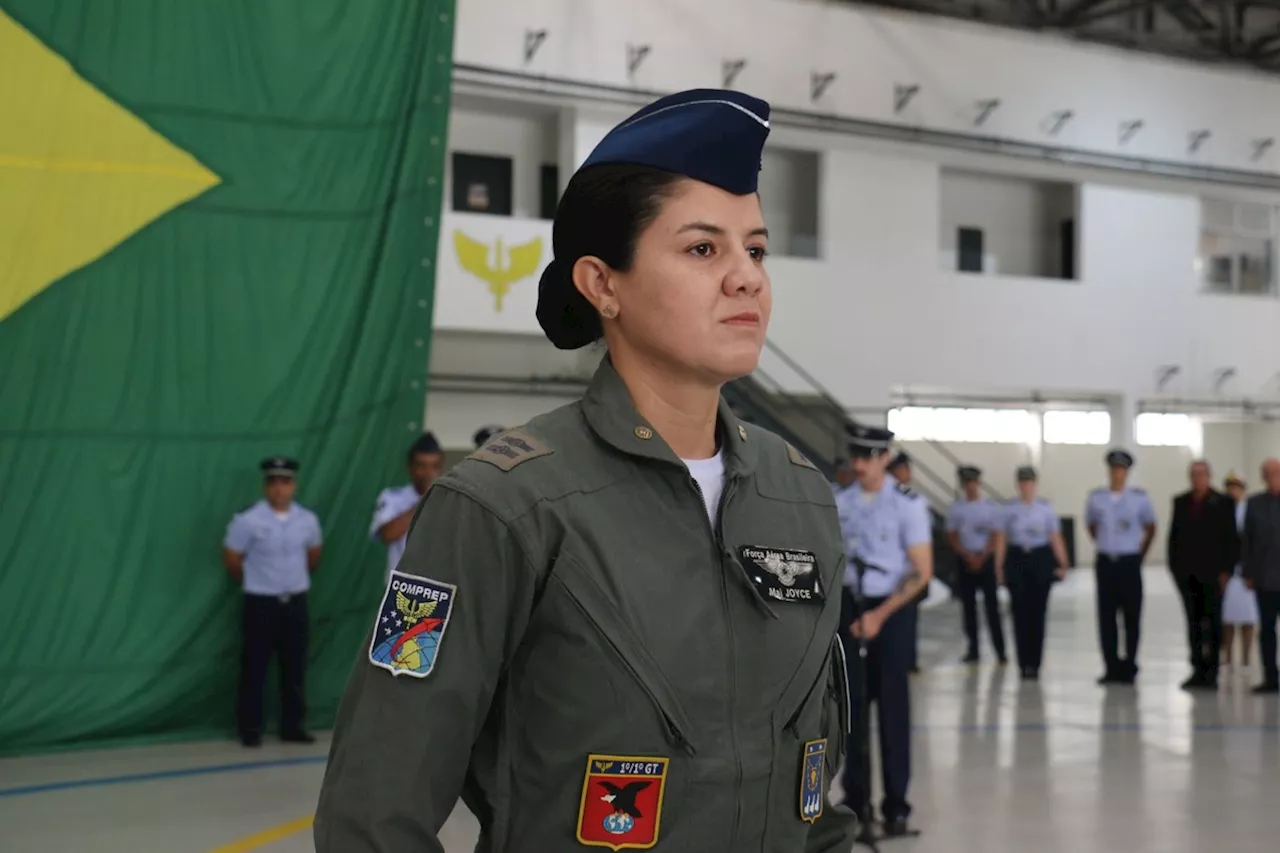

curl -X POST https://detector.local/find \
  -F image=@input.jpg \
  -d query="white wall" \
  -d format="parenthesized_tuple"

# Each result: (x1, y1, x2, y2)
(938, 170, 1072, 278)
(432, 0, 1280, 521)
(454, 0, 1280, 175)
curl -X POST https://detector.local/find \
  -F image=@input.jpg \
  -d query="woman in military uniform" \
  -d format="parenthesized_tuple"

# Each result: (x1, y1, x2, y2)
(315, 89, 856, 853)
(994, 466, 1070, 681)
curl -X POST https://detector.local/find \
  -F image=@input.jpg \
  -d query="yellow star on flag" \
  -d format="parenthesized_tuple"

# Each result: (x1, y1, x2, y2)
(0, 10, 221, 323)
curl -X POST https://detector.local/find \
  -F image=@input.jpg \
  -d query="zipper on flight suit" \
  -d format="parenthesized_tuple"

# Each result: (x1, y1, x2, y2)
(689, 474, 744, 848)
(560, 584, 697, 757)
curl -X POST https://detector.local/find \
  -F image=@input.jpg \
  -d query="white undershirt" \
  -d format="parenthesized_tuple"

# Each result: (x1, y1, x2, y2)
(683, 451, 726, 527)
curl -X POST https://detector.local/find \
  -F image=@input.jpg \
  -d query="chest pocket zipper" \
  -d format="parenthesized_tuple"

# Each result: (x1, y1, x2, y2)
(553, 570, 697, 757)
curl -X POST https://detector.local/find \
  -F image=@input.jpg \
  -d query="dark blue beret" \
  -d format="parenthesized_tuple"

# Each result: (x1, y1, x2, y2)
(1106, 449, 1134, 468)
(888, 452, 911, 470)
(1017, 465, 1038, 482)
(581, 89, 771, 195)
(958, 465, 982, 482)
(260, 456, 299, 477)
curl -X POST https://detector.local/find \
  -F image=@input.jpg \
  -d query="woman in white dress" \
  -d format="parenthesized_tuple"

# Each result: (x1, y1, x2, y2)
(1221, 472, 1259, 667)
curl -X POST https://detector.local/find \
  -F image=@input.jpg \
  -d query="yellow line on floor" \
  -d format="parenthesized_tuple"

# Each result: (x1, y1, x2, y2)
(206, 814, 314, 853)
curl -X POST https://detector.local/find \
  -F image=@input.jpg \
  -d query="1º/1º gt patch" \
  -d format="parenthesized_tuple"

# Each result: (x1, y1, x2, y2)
(368, 570, 457, 679)
(577, 754, 669, 850)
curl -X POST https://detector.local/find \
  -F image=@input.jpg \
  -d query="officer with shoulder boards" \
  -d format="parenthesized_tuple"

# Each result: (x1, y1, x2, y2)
(994, 466, 1070, 681)
(222, 457, 322, 747)
(886, 451, 925, 674)
(947, 465, 1007, 664)
(834, 426, 934, 836)
(1086, 448, 1156, 685)
(316, 87, 856, 851)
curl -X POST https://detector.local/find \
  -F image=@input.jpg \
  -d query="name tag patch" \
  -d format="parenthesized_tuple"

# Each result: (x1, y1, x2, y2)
(577, 754, 669, 850)
(739, 546, 825, 604)
(368, 570, 456, 679)
(800, 739, 826, 823)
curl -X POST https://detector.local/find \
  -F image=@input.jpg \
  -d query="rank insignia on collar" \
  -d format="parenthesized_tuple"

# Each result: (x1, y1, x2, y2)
(577, 754, 669, 850)
(367, 570, 456, 679)
(800, 739, 827, 823)
(739, 546, 825, 604)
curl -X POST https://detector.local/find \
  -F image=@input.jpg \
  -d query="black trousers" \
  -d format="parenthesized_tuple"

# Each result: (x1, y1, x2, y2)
(1259, 590, 1280, 687)
(1007, 546, 1055, 672)
(1173, 573, 1223, 681)
(839, 589, 912, 821)
(1095, 554, 1143, 677)
(957, 556, 1005, 658)
(238, 592, 309, 739)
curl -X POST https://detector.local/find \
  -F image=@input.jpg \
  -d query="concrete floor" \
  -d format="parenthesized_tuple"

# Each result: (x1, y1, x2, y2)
(1, 568, 1276, 852)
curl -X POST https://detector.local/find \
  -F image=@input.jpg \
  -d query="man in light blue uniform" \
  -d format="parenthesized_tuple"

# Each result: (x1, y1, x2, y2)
(835, 425, 934, 836)
(222, 457, 323, 747)
(995, 467, 1070, 680)
(1086, 448, 1157, 685)
(370, 432, 444, 583)
(947, 466, 1006, 664)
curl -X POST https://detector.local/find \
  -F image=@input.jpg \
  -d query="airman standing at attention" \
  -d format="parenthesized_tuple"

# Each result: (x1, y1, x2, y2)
(370, 432, 444, 583)
(315, 88, 857, 852)
(222, 457, 322, 747)
(947, 465, 1006, 665)
(835, 426, 933, 836)
(1086, 449, 1156, 685)
(995, 466, 1070, 681)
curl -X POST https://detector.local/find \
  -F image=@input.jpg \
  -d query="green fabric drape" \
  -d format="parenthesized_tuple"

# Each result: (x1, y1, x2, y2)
(0, 0, 453, 754)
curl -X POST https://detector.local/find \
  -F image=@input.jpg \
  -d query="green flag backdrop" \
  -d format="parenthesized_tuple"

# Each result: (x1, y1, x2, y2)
(0, 0, 454, 754)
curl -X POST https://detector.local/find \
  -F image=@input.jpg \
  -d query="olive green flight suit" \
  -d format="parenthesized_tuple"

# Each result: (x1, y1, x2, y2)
(315, 358, 856, 852)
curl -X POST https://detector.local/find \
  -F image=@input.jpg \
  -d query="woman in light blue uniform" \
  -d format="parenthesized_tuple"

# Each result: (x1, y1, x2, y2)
(994, 466, 1070, 681)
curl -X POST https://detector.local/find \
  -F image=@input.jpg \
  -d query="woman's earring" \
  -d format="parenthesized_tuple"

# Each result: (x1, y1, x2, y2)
(601, 303, 618, 319)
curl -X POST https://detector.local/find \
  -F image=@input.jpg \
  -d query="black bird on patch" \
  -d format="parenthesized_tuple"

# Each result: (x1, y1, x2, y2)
(598, 780, 652, 818)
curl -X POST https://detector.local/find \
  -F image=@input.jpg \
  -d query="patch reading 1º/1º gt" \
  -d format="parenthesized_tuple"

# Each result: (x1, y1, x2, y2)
(577, 754, 669, 850)
(367, 570, 457, 678)
(738, 546, 825, 604)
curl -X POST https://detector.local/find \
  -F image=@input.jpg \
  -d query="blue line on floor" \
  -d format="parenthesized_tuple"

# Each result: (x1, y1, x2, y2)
(0, 754, 328, 799)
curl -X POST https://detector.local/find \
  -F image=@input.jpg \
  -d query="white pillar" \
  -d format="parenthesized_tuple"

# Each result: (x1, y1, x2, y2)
(557, 106, 625, 193)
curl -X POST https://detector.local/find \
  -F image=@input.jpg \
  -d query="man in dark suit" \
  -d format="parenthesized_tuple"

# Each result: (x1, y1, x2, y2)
(1167, 460, 1239, 690)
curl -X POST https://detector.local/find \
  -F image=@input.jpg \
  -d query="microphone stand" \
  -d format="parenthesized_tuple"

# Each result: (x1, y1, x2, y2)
(849, 555, 922, 850)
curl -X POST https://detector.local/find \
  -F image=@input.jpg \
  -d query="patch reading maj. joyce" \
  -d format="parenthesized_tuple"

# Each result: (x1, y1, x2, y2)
(368, 570, 457, 678)
(739, 546, 825, 604)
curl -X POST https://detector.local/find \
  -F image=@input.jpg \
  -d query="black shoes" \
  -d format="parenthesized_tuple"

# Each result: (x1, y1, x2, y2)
(281, 730, 317, 744)
(1020, 668, 1039, 681)
(962, 651, 980, 664)
(1251, 682, 1280, 695)
(882, 816, 911, 837)
(239, 733, 262, 748)
(1181, 673, 1218, 691)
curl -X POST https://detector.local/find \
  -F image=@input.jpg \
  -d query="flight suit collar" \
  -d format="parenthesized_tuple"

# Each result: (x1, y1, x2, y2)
(581, 356, 758, 476)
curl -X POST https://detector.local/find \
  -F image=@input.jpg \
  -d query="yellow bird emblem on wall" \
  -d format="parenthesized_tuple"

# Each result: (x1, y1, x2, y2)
(453, 231, 544, 312)
(396, 591, 438, 627)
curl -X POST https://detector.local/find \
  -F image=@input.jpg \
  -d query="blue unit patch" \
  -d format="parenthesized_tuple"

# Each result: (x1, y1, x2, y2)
(368, 570, 457, 678)
(800, 739, 826, 823)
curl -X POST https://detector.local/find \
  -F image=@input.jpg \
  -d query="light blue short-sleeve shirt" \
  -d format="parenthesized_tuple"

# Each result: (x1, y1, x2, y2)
(836, 481, 933, 597)
(1085, 487, 1156, 556)
(224, 500, 321, 596)
(370, 484, 422, 582)
(1002, 498, 1059, 550)
(946, 498, 1000, 553)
